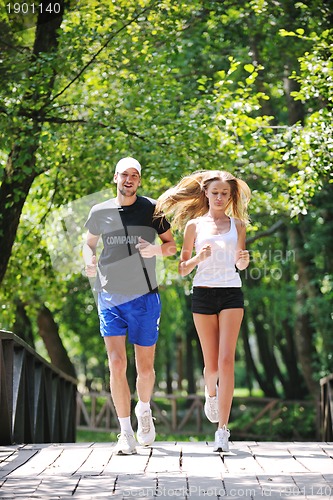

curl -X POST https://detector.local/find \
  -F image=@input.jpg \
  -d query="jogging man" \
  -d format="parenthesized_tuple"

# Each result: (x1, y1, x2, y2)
(83, 157, 176, 454)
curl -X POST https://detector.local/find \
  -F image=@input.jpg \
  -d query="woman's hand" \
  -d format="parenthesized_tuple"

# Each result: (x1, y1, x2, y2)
(197, 243, 212, 262)
(236, 250, 250, 270)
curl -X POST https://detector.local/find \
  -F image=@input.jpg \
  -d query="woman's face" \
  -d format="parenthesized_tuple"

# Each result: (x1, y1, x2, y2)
(205, 180, 231, 210)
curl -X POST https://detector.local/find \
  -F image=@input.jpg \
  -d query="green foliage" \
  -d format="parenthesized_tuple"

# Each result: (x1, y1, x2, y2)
(231, 400, 316, 441)
(0, 0, 332, 400)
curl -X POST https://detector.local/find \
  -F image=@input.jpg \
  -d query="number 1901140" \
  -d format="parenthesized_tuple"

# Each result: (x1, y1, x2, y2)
(6, 3, 61, 15)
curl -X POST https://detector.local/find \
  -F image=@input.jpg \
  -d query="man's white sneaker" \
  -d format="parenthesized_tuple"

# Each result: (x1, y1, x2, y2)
(113, 432, 137, 455)
(135, 404, 156, 446)
(213, 426, 230, 452)
(204, 386, 219, 423)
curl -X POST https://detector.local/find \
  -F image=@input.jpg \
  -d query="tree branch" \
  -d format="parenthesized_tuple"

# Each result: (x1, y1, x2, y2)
(41, 115, 147, 140)
(247, 219, 285, 245)
(45, 1, 159, 106)
(37, 116, 109, 126)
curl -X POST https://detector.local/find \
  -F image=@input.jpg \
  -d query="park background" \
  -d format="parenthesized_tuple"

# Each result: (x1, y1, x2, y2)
(0, 0, 332, 442)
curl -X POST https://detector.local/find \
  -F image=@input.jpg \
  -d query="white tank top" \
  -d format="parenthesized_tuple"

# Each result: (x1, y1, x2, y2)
(193, 217, 241, 288)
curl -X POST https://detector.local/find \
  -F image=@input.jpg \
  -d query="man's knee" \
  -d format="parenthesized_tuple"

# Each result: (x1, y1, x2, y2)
(137, 365, 155, 380)
(108, 353, 127, 376)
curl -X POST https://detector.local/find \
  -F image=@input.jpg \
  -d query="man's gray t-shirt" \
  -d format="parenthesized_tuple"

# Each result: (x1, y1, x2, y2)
(85, 196, 170, 295)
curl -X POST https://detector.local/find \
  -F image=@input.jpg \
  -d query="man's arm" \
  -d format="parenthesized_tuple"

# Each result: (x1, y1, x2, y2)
(158, 228, 177, 257)
(136, 229, 176, 258)
(83, 231, 100, 276)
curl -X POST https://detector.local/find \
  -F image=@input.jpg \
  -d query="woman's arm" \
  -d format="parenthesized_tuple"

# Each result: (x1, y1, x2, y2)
(234, 219, 250, 271)
(178, 220, 211, 277)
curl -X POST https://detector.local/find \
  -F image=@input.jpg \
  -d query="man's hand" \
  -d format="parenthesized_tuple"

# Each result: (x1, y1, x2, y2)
(135, 237, 159, 258)
(85, 255, 97, 277)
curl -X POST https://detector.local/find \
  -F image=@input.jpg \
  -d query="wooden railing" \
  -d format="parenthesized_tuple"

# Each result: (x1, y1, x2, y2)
(77, 391, 317, 440)
(0, 330, 77, 445)
(320, 373, 333, 441)
(76, 392, 205, 434)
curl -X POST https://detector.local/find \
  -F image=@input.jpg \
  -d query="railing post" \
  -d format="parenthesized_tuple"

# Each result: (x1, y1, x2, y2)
(320, 374, 333, 441)
(0, 330, 77, 445)
(0, 333, 14, 444)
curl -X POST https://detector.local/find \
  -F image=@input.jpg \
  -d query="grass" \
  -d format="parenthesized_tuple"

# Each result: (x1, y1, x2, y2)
(233, 388, 264, 398)
(76, 429, 212, 443)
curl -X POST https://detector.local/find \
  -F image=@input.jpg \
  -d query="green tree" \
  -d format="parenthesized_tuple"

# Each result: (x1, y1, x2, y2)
(0, 0, 332, 399)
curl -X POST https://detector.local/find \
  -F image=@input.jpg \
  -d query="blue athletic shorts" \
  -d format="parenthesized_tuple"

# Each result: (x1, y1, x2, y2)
(98, 292, 161, 346)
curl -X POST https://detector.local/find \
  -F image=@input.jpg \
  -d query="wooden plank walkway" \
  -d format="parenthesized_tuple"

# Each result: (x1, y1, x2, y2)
(0, 441, 332, 499)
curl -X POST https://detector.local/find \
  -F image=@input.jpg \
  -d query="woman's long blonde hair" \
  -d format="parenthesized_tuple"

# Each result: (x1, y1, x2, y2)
(156, 170, 251, 230)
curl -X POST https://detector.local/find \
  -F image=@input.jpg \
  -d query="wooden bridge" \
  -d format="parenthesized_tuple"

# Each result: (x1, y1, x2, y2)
(1, 331, 332, 498)
(0, 440, 332, 498)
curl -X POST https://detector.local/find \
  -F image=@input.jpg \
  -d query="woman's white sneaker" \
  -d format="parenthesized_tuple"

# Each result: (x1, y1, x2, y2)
(135, 404, 156, 446)
(113, 432, 137, 455)
(213, 426, 230, 452)
(204, 386, 219, 423)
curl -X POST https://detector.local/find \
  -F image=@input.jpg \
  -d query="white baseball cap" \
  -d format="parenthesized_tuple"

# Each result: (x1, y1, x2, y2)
(115, 157, 141, 175)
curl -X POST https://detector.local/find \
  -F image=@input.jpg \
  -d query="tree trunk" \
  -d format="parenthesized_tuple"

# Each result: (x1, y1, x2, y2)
(241, 321, 257, 395)
(12, 297, 35, 348)
(250, 307, 279, 397)
(185, 321, 197, 394)
(288, 224, 320, 398)
(279, 318, 308, 399)
(37, 305, 76, 379)
(0, 1, 66, 286)
(0, 148, 40, 284)
(244, 270, 280, 397)
(273, 225, 308, 399)
(166, 357, 173, 394)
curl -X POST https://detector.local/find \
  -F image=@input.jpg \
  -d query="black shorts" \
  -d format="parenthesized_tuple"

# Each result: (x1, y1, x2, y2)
(191, 287, 244, 315)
